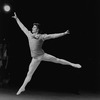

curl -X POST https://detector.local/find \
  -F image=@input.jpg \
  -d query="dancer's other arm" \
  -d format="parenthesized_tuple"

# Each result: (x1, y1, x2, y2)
(42, 30, 70, 40)
(12, 12, 31, 37)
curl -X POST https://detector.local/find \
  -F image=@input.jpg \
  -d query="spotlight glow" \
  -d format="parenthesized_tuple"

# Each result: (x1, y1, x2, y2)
(4, 5, 11, 12)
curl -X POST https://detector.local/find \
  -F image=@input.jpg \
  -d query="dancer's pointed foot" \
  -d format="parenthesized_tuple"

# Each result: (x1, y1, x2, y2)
(16, 87, 25, 95)
(71, 64, 82, 68)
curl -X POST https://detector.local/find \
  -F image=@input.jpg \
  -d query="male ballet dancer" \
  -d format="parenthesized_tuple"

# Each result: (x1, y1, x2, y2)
(12, 12, 82, 95)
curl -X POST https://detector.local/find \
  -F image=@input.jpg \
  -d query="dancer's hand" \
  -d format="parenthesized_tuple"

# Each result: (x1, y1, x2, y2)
(12, 12, 17, 19)
(64, 30, 70, 35)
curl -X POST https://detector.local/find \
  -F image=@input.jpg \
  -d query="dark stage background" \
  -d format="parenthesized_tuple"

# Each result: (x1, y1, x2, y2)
(0, 0, 99, 99)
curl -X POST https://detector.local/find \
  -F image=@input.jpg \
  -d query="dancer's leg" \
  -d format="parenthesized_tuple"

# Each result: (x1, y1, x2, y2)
(16, 56, 42, 95)
(42, 53, 81, 68)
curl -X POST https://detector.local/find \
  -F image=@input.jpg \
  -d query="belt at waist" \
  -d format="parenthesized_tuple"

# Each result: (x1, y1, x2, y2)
(30, 50, 44, 58)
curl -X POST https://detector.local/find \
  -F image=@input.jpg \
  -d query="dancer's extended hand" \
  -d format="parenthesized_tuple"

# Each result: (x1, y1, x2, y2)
(64, 30, 70, 35)
(12, 12, 17, 19)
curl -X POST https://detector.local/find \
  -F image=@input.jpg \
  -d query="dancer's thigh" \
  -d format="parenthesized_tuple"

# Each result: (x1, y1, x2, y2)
(28, 56, 42, 75)
(42, 53, 57, 62)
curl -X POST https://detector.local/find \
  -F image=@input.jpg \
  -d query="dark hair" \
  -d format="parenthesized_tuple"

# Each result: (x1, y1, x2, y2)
(32, 23, 43, 33)
(33, 23, 40, 28)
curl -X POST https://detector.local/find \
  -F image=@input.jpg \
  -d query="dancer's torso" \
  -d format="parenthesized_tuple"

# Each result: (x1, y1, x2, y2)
(28, 33, 44, 58)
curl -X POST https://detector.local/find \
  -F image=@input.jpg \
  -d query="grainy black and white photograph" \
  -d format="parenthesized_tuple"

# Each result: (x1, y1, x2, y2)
(0, 0, 99, 100)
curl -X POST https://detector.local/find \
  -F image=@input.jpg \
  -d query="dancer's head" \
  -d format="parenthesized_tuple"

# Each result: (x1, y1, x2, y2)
(32, 23, 39, 34)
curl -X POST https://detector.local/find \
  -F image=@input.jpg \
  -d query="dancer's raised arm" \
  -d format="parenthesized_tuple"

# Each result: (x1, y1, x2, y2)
(42, 30, 70, 40)
(12, 12, 31, 37)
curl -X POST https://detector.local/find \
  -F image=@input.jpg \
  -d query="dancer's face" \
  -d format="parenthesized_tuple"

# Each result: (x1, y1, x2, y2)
(32, 25, 39, 34)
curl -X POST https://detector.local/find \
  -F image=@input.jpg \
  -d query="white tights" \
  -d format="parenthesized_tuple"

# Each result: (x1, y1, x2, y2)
(16, 53, 81, 95)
